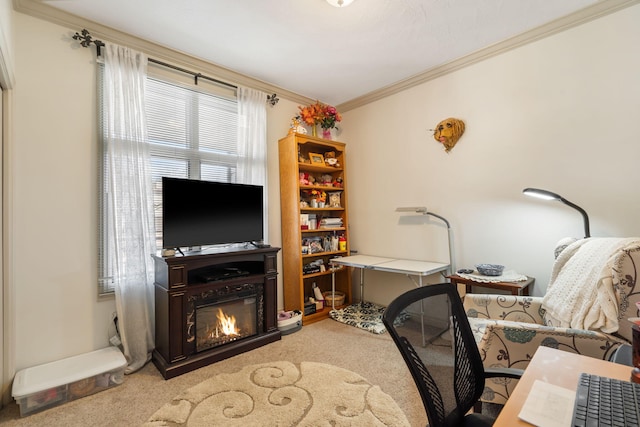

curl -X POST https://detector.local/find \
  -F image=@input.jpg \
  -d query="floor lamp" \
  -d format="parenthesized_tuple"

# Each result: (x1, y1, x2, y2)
(395, 207, 454, 276)
(522, 188, 591, 238)
(395, 207, 454, 346)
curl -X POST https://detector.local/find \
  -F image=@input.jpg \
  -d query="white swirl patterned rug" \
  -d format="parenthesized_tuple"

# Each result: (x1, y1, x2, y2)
(143, 361, 410, 427)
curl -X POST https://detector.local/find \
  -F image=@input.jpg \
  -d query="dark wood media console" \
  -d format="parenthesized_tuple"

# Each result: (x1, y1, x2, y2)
(152, 246, 281, 379)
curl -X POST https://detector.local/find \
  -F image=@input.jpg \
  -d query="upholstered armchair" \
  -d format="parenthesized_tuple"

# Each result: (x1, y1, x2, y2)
(463, 237, 640, 406)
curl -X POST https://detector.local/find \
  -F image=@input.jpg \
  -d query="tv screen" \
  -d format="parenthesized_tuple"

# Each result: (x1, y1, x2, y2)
(162, 177, 264, 249)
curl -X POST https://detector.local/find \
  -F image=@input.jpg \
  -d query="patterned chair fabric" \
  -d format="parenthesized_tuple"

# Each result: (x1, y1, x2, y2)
(463, 237, 640, 406)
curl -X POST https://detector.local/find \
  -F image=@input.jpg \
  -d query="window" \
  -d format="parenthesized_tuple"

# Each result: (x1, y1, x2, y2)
(145, 78, 239, 249)
(99, 71, 252, 295)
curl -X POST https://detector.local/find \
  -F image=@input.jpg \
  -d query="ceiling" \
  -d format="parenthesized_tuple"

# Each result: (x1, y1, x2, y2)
(31, 0, 624, 108)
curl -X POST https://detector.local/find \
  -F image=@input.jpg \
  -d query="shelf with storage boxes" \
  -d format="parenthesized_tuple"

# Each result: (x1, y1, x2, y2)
(278, 132, 352, 325)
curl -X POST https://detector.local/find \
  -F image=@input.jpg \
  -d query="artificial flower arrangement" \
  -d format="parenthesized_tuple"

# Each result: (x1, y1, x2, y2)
(295, 101, 342, 136)
(309, 189, 327, 203)
(317, 104, 341, 130)
(298, 101, 325, 128)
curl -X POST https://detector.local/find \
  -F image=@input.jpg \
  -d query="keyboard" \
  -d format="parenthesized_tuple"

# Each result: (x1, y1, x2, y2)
(572, 372, 640, 427)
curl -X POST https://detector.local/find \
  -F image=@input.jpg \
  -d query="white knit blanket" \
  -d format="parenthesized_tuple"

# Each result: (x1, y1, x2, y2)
(542, 237, 638, 333)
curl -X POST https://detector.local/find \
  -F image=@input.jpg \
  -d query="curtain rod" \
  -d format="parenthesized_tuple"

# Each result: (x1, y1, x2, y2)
(148, 57, 237, 90)
(71, 29, 279, 105)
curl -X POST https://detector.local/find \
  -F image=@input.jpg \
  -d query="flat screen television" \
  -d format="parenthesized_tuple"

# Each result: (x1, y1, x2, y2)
(162, 177, 264, 250)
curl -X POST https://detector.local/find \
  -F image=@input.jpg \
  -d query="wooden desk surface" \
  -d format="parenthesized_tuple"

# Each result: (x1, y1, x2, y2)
(494, 346, 634, 426)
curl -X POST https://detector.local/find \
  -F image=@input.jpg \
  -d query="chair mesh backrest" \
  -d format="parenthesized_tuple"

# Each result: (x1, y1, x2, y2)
(382, 283, 485, 427)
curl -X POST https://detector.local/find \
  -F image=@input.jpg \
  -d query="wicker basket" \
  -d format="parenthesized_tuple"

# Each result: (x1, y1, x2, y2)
(322, 291, 345, 307)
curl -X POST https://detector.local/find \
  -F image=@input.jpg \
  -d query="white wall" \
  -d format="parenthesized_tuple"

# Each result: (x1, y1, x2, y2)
(339, 4, 640, 304)
(266, 100, 299, 312)
(12, 14, 114, 370)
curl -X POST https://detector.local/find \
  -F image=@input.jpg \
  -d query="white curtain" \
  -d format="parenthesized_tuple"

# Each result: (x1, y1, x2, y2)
(237, 87, 268, 243)
(103, 43, 156, 374)
(237, 86, 267, 186)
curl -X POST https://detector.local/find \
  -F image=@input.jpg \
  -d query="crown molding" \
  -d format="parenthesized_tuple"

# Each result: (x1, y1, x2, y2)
(13, 0, 639, 112)
(337, 0, 640, 112)
(13, 0, 314, 106)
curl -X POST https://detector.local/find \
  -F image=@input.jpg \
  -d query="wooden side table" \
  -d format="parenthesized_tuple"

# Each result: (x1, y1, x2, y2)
(447, 274, 534, 296)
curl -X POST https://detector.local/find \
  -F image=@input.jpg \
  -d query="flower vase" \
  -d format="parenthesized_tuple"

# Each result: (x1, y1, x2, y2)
(311, 126, 317, 137)
(322, 128, 332, 140)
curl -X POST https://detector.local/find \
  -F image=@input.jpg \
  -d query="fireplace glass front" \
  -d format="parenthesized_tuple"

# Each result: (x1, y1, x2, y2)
(195, 295, 258, 353)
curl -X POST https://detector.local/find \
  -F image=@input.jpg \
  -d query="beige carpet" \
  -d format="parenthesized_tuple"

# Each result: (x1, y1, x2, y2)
(144, 361, 410, 426)
(0, 319, 427, 426)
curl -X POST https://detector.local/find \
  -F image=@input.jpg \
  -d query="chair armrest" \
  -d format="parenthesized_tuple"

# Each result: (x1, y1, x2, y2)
(484, 367, 524, 380)
(464, 294, 545, 324)
(479, 321, 628, 370)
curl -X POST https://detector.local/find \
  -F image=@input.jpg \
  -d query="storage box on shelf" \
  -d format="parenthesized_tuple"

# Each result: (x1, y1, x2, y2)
(278, 132, 352, 324)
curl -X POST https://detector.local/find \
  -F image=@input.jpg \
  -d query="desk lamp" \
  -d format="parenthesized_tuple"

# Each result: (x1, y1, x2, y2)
(395, 207, 454, 274)
(522, 188, 591, 238)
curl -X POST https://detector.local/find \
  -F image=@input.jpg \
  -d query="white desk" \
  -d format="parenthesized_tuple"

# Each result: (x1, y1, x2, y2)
(330, 255, 450, 345)
(330, 254, 450, 303)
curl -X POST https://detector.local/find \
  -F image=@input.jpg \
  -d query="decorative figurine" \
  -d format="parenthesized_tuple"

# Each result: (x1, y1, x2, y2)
(432, 117, 465, 153)
(290, 116, 307, 135)
(328, 192, 341, 208)
(324, 151, 340, 167)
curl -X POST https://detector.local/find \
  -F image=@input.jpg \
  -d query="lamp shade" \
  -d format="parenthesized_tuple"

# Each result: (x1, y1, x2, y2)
(395, 207, 428, 214)
(522, 188, 562, 201)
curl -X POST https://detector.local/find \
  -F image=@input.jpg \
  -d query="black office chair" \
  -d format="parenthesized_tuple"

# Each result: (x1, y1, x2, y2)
(382, 283, 523, 427)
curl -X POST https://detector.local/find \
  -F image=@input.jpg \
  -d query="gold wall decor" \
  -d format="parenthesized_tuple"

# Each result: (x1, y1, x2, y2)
(433, 118, 465, 152)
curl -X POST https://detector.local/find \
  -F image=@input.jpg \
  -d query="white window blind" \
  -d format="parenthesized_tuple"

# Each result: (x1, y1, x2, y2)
(99, 73, 242, 295)
(145, 78, 239, 250)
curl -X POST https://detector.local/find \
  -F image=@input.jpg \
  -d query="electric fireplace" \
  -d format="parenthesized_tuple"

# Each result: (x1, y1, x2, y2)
(152, 247, 281, 379)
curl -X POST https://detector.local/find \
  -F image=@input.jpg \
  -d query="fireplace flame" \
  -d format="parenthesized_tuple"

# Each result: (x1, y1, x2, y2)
(217, 309, 239, 336)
